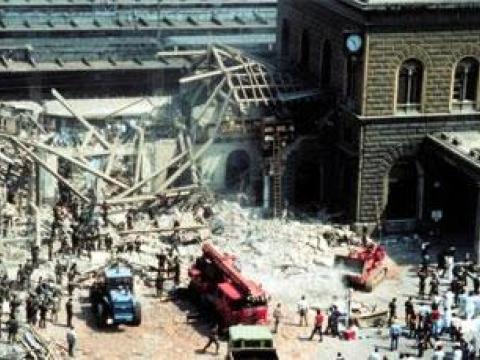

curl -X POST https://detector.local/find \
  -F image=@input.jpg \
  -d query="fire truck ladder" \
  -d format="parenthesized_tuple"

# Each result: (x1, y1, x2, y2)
(271, 136, 283, 218)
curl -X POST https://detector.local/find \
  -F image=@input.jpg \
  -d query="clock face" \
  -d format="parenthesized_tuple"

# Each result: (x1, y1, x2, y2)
(346, 34, 362, 53)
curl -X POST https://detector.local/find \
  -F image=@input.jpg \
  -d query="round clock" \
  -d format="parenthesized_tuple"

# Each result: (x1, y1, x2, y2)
(345, 34, 363, 54)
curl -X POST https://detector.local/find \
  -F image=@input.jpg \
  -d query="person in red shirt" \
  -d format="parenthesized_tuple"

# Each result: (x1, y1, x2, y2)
(431, 306, 441, 339)
(309, 309, 324, 341)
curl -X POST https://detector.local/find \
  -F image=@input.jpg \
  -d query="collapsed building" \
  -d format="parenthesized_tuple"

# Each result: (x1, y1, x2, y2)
(0, 0, 480, 264)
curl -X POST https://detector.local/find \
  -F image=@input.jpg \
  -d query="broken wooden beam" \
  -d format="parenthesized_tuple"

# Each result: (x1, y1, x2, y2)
(4, 135, 89, 202)
(51, 88, 111, 150)
(105, 185, 198, 205)
(119, 224, 207, 235)
(113, 150, 189, 199)
(24, 140, 129, 190)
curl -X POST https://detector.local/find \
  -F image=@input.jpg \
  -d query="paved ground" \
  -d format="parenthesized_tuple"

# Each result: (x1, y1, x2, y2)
(1, 235, 476, 359)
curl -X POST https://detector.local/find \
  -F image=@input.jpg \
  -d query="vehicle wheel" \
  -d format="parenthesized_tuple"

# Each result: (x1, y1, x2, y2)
(96, 303, 106, 328)
(132, 303, 142, 326)
(364, 280, 374, 292)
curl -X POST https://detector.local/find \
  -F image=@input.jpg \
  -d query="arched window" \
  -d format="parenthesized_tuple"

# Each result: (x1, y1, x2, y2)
(397, 59, 423, 113)
(452, 57, 479, 111)
(300, 29, 310, 69)
(281, 19, 290, 58)
(321, 40, 331, 88)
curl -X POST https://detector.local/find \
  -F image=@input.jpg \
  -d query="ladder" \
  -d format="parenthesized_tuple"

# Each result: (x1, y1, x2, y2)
(271, 136, 283, 218)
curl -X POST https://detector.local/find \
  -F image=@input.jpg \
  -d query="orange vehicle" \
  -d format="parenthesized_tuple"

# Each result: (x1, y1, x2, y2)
(188, 243, 268, 327)
(334, 244, 388, 292)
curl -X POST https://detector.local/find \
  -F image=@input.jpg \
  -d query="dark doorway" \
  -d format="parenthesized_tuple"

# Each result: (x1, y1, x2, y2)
(281, 19, 290, 58)
(294, 160, 323, 210)
(300, 30, 310, 69)
(385, 158, 418, 219)
(321, 40, 332, 88)
(424, 155, 476, 242)
(225, 150, 250, 192)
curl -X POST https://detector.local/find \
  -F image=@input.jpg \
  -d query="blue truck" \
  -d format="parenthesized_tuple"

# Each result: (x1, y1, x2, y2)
(89, 264, 141, 327)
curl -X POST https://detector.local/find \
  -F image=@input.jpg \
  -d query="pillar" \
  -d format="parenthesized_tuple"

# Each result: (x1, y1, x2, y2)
(263, 174, 270, 212)
(475, 184, 480, 264)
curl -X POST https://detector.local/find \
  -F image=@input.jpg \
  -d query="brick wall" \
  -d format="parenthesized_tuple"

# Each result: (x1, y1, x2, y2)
(365, 31, 480, 116)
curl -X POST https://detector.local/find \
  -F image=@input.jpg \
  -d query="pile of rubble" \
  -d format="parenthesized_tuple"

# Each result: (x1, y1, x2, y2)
(197, 200, 362, 306)
(0, 323, 64, 360)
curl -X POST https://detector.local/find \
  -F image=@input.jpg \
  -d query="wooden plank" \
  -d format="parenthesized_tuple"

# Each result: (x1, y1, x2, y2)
(5, 136, 89, 202)
(134, 127, 144, 184)
(105, 185, 198, 205)
(192, 77, 226, 122)
(99, 98, 148, 121)
(24, 140, 129, 190)
(119, 224, 207, 235)
(212, 48, 241, 103)
(113, 150, 189, 199)
(157, 49, 208, 57)
(185, 134, 199, 184)
(154, 89, 232, 195)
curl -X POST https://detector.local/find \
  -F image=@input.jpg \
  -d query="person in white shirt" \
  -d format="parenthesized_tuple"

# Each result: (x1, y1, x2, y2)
(297, 295, 308, 327)
(452, 343, 462, 360)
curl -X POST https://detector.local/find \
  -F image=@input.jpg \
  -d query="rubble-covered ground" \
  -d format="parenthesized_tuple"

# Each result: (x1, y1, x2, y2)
(0, 199, 476, 359)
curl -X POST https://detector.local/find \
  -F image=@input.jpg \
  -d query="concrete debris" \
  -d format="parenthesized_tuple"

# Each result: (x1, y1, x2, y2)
(192, 200, 362, 306)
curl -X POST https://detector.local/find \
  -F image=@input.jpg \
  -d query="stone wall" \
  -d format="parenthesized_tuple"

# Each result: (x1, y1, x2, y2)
(200, 138, 262, 194)
(356, 114, 480, 223)
(278, 0, 361, 96)
(365, 31, 480, 116)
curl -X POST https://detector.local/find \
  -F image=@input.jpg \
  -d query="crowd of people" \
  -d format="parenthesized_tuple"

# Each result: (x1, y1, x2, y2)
(0, 186, 186, 358)
(264, 239, 480, 359)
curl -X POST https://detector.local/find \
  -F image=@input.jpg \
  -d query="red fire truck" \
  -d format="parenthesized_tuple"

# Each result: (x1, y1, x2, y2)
(334, 243, 388, 292)
(188, 243, 268, 327)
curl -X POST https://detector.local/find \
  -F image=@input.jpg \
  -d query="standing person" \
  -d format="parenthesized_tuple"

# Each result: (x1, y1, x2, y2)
(7, 315, 18, 344)
(445, 255, 454, 282)
(418, 269, 427, 299)
(105, 233, 113, 252)
(429, 273, 440, 298)
(51, 293, 60, 324)
(297, 295, 308, 327)
(66, 326, 76, 357)
(336, 352, 345, 360)
(389, 317, 401, 351)
(388, 298, 397, 325)
(155, 271, 164, 298)
(309, 309, 324, 341)
(431, 305, 441, 339)
(66, 298, 73, 327)
(55, 261, 63, 285)
(473, 275, 480, 295)
(272, 303, 282, 334)
(172, 257, 181, 291)
(31, 243, 40, 269)
(101, 201, 109, 227)
(199, 324, 219, 355)
(408, 312, 417, 339)
(39, 301, 48, 328)
(404, 297, 414, 325)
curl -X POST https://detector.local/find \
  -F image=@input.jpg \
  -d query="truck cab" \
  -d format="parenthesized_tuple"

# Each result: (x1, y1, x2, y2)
(89, 264, 141, 327)
(227, 325, 278, 360)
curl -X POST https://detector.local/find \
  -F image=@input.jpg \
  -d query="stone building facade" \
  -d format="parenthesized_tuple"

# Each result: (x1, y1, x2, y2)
(278, 0, 480, 254)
